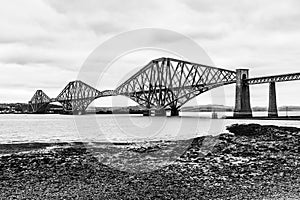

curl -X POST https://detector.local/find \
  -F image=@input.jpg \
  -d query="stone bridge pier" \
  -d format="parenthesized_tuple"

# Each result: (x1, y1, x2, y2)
(234, 69, 253, 118)
(234, 69, 279, 118)
(268, 82, 278, 117)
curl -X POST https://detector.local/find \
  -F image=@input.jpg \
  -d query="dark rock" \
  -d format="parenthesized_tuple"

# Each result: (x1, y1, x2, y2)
(127, 143, 161, 153)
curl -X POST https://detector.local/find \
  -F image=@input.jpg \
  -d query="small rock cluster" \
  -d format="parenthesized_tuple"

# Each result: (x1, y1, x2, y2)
(127, 142, 162, 153)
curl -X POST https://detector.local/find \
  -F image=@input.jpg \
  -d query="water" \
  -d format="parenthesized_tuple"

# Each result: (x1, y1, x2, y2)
(0, 112, 300, 144)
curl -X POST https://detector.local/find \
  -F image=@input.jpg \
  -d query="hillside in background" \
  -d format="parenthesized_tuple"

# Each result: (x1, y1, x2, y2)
(1, 103, 300, 114)
(181, 105, 300, 112)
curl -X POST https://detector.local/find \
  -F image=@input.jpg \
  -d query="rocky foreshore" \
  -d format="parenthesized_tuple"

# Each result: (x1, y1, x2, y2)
(1, 124, 300, 199)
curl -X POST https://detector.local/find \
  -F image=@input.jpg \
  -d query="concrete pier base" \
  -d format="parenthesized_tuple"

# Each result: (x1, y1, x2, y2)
(143, 110, 150, 116)
(233, 69, 253, 118)
(268, 82, 278, 118)
(170, 108, 179, 116)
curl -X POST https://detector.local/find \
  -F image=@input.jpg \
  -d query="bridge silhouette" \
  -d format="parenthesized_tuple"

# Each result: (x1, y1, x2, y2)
(28, 57, 300, 118)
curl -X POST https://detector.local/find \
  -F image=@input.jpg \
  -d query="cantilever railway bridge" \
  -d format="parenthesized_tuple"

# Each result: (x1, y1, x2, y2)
(28, 57, 300, 117)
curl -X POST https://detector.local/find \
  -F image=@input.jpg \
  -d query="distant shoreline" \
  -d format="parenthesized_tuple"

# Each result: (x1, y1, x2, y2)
(226, 116, 300, 120)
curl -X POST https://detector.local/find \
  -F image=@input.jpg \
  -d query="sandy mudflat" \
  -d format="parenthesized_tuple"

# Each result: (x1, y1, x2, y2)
(0, 124, 300, 199)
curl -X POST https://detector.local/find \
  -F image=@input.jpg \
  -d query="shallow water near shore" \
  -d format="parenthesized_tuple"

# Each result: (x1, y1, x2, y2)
(0, 112, 300, 144)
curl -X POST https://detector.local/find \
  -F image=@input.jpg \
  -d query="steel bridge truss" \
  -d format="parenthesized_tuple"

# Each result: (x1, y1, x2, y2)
(56, 80, 101, 113)
(28, 58, 237, 113)
(29, 90, 51, 113)
(28, 57, 300, 115)
(115, 58, 236, 110)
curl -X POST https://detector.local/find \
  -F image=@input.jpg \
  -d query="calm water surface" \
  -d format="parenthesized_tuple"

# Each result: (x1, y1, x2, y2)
(0, 112, 300, 144)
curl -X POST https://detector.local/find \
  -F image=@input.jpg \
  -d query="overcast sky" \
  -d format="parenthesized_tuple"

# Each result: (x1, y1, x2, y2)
(1, 0, 300, 107)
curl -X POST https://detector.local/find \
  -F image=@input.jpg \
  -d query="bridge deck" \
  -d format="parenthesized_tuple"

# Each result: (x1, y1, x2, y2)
(246, 72, 300, 85)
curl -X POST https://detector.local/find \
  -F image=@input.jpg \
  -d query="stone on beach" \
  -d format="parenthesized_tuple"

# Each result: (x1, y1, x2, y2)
(0, 124, 300, 199)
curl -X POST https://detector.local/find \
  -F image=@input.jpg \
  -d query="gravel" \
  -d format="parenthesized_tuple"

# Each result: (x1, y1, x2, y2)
(0, 123, 300, 199)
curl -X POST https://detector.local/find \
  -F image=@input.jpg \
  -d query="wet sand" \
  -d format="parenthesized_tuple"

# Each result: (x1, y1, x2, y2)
(0, 124, 300, 199)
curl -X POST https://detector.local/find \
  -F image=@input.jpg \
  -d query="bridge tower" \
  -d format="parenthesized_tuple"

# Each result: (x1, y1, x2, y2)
(268, 82, 278, 117)
(234, 69, 252, 118)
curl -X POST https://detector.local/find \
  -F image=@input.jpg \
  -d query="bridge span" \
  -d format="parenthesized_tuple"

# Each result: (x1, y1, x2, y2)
(28, 57, 300, 117)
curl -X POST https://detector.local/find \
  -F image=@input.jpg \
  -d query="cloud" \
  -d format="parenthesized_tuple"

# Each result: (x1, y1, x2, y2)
(0, 0, 300, 106)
